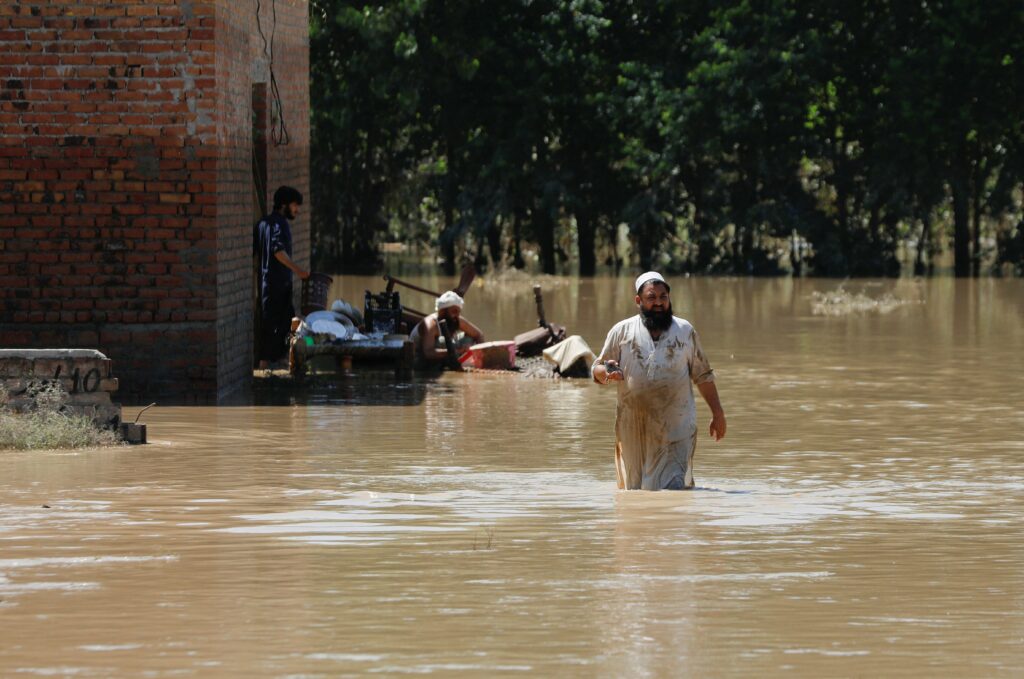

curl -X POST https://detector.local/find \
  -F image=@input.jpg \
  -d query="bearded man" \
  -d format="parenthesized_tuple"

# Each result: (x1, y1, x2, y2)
(254, 186, 309, 368)
(592, 272, 726, 490)
(409, 290, 485, 366)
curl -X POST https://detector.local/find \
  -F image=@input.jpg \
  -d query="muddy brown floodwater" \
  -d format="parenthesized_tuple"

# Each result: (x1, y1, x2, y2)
(2, 276, 1023, 677)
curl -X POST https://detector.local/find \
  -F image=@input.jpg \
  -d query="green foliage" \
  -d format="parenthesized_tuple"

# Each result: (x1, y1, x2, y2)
(310, 0, 1024, 277)
(0, 382, 122, 450)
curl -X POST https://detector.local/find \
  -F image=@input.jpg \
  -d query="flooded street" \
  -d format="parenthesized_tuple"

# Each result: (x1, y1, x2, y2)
(2, 276, 1023, 677)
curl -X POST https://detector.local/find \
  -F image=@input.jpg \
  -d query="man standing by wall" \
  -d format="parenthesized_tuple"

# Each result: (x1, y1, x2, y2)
(592, 272, 726, 490)
(254, 186, 309, 369)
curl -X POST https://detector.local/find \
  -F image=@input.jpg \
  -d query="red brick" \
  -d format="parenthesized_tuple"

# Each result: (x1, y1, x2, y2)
(0, 0, 309, 402)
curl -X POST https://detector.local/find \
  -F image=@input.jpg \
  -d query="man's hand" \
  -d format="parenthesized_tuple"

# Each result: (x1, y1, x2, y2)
(594, 360, 624, 385)
(696, 381, 726, 441)
(273, 250, 310, 280)
(709, 409, 726, 441)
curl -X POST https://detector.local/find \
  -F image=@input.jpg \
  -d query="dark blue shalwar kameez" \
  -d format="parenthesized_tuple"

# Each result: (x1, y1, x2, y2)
(254, 212, 295, 363)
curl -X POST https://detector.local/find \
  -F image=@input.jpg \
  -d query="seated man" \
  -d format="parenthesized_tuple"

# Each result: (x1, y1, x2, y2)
(410, 291, 484, 366)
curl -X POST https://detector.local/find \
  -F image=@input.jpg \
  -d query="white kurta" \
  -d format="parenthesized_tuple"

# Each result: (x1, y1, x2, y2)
(595, 315, 714, 490)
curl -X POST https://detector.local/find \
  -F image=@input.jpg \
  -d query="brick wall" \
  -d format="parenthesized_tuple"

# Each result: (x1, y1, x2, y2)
(0, 1, 310, 403)
(214, 0, 309, 401)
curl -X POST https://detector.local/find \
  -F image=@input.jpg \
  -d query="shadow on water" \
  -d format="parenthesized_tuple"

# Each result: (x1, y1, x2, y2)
(692, 486, 753, 494)
(243, 368, 449, 407)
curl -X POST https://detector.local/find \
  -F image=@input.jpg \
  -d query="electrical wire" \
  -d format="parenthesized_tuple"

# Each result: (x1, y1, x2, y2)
(255, 0, 290, 146)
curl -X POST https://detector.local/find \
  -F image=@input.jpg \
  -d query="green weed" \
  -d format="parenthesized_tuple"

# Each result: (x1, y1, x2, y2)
(0, 381, 122, 450)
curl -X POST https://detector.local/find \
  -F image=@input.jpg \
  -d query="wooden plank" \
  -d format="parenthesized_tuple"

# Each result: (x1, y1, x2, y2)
(289, 337, 414, 377)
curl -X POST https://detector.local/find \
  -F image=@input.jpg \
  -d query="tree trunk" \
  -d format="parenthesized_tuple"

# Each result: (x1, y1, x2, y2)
(348, 180, 381, 273)
(537, 204, 556, 275)
(731, 224, 743, 275)
(440, 182, 457, 276)
(487, 218, 502, 269)
(971, 165, 982, 277)
(637, 215, 656, 272)
(790, 230, 803, 276)
(951, 173, 971, 278)
(914, 216, 929, 276)
(690, 170, 712, 272)
(742, 223, 754, 275)
(440, 229, 457, 276)
(510, 210, 525, 269)
(866, 203, 881, 276)
(473, 238, 487, 273)
(834, 144, 851, 275)
(576, 211, 596, 276)
(440, 135, 458, 276)
(341, 213, 352, 269)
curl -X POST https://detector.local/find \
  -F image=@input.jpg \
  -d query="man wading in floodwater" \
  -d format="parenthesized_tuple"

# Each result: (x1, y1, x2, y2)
(593, 272, 726, 490)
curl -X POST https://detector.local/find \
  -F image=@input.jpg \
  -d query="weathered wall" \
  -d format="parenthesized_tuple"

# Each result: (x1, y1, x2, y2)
(0, 349, 120, 428)
(0, 1, 310, 402)
(214, 0, 309, 400)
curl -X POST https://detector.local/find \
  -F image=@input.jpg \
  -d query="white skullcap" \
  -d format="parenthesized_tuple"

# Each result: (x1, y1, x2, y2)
(435, 290, 465, 311)
(635, 271, 667, 293)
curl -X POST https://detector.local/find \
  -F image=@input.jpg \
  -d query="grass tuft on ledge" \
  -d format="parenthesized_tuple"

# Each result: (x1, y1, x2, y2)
(0, 381, 122, 450)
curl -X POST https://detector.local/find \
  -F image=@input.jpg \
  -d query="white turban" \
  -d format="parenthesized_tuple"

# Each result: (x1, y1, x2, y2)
(435, 290, 465, 311)
(635, 271, 667, 293)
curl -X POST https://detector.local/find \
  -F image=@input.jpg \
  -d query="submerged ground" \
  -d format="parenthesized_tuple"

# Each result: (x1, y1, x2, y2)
(1, 276, 1022, 677)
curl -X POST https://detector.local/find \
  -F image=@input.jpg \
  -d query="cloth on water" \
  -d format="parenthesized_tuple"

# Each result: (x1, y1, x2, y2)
(543, 335, 596, 374)
(435, 291, 464, 311)
(595, 315, 714, 490)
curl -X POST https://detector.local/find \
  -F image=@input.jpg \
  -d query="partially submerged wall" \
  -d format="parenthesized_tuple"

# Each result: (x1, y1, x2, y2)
(0, 1, 310, 402)
(0, 349, 120, 428)
(214, 0, 310, 400)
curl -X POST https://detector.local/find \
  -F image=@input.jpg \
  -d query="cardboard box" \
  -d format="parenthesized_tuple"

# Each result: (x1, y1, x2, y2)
(461, 341, 516, 370)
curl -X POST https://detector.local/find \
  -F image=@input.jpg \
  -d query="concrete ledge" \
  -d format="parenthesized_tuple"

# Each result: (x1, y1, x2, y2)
(0, 349, 121, 429)
(0, 349, 109, 359)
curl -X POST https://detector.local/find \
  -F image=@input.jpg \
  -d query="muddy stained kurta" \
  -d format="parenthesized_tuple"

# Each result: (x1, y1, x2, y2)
(596, 315, 714, 490)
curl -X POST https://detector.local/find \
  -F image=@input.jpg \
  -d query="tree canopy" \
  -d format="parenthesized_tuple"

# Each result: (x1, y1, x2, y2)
(310, 0, 1024, 277)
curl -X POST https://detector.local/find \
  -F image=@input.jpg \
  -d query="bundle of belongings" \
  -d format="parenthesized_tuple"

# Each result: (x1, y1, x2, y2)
(541, 335, 596, 378)
(296, 299, 367, 343)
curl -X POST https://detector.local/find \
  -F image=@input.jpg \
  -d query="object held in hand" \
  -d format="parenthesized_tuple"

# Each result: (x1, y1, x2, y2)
(602, 361, 622, 384)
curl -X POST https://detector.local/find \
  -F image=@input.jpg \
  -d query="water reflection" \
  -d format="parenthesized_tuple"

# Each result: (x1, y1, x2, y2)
(251, 368, 437, 407)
